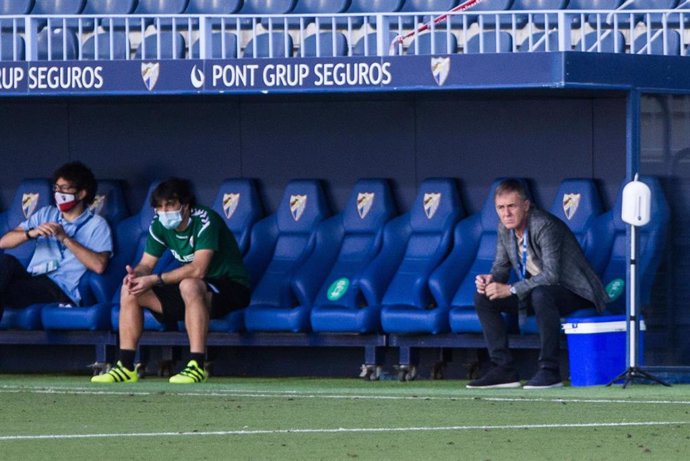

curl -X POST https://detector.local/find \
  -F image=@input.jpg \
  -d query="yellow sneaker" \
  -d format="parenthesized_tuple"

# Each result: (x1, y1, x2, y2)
(169, 360, 207, 384)
(91, 361, 138, 384)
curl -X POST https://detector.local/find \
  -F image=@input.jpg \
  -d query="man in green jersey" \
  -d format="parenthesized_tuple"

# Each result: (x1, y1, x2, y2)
(92, 178, 250, 384)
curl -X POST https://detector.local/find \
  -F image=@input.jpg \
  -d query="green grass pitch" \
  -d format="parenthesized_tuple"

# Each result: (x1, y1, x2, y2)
(1, 376, 689, 460)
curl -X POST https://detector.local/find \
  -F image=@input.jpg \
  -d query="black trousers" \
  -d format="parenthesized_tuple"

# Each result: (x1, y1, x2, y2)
(0, 254, 72, 320)
(474, 285, 595, 370)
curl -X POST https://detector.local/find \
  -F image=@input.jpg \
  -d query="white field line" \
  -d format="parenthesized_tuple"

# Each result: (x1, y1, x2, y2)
(0, 421, 688, 442)
(1, 385, 690, 406)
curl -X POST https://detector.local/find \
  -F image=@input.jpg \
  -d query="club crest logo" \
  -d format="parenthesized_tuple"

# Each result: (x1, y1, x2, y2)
(191, 64, 205, 89)
(562, 193, 581, 220)
(290, 194, 308, 221)
(424, 193, 442, 219)
(431, 57, 451, 86)
(357, 192, 375, 219)
(223, 193, 240, 219)
(22, 193, 39, 219)
(141, 62, 160, 91)
(89, 194, 106, 215)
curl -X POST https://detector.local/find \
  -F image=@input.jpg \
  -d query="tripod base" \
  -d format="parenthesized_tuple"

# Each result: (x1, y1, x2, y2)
(607, 366, 671, 388)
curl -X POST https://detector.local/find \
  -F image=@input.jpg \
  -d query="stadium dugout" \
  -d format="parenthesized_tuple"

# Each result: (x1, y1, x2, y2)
(0, 0, 687, 381)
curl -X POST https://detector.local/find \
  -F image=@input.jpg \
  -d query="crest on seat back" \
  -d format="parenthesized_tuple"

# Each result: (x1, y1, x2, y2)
(290, 194, 307, 221)
(22, 193, 39, 218)
(357, 192, 375, 219)
(90, 194, 106, 215)
(424, 193, 441, 219)
(563, 193, 581, 220)
(223, 193, 240, 219)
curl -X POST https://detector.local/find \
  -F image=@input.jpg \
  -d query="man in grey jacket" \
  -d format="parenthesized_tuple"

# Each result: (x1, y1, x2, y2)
(467, 179, 608, 389)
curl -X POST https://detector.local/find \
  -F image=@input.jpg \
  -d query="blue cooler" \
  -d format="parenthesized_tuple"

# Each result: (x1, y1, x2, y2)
(562, 315, 645, 386)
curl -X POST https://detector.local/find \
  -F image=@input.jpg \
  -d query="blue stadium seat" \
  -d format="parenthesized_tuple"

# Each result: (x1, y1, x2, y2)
(37, 28, 79, 60)
(519, 31, 560, 52)
(191, 32, 239, 58)
(211, 179, 264, 257)
(0, 32, 24, 60)
(0, 302, 44, 330)
(134, 32, 186, 59)
(81, 31, 129, 59)
(91, 179, 129, 226)
(389, 0, 459, 30)
(243, 32, 294, 58)
(0, 179, 52, 267)
(200, 178, 264, 333)
(520, 178, 606, 333)
(42, 182, 169, 332)
(633, 29, 681, 55)
(82, 0, 137, 30)
(0, 0, 32, 31)
(0, 0, 33, 14)
(243, 179, 330, 333)
(612, 0, 680, 27)
(590, 176, 670, 314)
(185, 0, 244, 14)
(184, 0, 244, 29)
(548, 179, 606, 271)
(352, 32, 397, 57)
(405, 31, 457, 54)
(464, 31, 513, 53)
(574, 31, 626, 53)
(237, 0, 297, 30)
(105, 181, 182, 332)
(344, 0, 405, 28)
(444, 179, 532, 333)
(31, 0, 89, 30)
(308, 179, 398, 333)
(31, 0, 86, 14)
(456, 0, 519, 29)
(373, 178, 464, 335)
(301, 32, 348, 57)
(134, 0, 191, 30)
(567, 0, 631, 29)
(264, 0, 350, 30)
(511, 0, 569, 29)
(0, 179, 55, 329)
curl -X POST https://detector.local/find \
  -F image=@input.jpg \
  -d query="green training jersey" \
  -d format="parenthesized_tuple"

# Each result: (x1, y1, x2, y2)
(145, 205, 249, 287)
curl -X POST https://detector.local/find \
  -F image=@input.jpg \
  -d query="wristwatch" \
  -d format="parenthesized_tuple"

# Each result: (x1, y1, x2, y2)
(25, 227, 34, 239)
(509, 285, 517, 295)
(157, 273, 165, 286)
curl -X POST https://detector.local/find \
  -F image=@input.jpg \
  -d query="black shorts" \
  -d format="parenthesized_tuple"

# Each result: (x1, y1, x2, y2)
(150, 278, 250, 326)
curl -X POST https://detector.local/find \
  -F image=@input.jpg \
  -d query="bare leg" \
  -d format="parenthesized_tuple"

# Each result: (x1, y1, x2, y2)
(119, 288, 163, 350)
(179, 278, 212, 354)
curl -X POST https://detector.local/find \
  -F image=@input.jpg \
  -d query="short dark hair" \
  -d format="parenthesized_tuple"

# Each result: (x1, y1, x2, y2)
(52, 161, 97, 205)
(494, 178, 529, 201)
(151, 178, 196, 208)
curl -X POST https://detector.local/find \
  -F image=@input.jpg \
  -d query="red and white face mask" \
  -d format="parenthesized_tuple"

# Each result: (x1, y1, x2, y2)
(54, 192, 79, 212)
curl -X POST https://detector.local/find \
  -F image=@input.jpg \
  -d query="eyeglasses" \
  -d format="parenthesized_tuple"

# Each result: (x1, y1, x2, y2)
(53, 183, 78, 193)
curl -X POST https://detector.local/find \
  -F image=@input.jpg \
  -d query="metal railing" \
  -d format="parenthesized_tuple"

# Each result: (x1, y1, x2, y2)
(0, 10, 688, 61)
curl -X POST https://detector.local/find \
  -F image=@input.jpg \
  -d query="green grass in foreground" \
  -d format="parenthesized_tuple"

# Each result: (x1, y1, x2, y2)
(0, 376, 689, 460)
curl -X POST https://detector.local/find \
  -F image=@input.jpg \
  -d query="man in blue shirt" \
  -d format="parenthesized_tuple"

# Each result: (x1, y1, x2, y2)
(0, 162, 113, 319)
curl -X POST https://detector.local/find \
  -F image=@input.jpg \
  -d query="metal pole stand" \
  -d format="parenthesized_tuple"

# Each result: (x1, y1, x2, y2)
(607, 218, 669, 388)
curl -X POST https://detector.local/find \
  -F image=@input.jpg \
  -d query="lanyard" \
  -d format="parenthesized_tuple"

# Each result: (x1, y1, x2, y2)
(513, 228, 528, 280)
(56, 211, 93, 257)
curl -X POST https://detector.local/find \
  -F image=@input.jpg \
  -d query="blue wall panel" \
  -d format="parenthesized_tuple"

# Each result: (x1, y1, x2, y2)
(0, 93, 626, 215)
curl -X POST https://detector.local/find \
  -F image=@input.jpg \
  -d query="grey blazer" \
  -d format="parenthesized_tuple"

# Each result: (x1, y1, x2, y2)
(490, 208, 608, 312)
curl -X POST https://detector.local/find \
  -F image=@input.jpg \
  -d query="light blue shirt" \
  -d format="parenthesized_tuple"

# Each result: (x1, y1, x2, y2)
(22, 206, 113, 304)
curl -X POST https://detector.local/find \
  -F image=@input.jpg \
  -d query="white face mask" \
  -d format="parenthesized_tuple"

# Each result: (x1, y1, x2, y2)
(158, 208, 183, 230)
